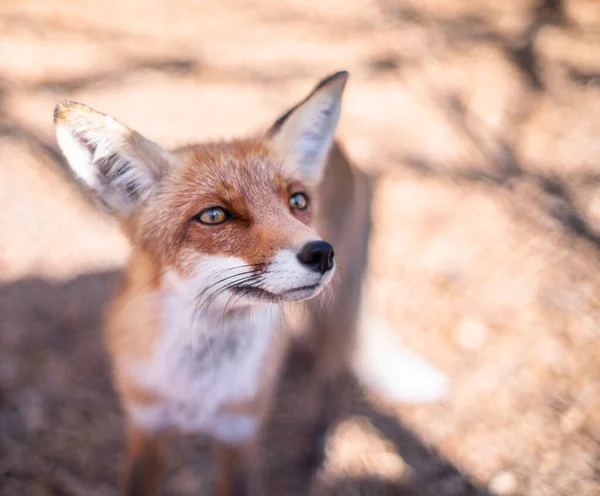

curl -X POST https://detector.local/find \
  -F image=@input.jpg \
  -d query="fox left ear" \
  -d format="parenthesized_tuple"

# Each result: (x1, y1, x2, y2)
(267, 71, 348, 184)
(54, 102, 177, 216)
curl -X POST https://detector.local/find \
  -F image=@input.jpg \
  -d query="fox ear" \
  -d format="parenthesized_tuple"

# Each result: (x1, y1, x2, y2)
(267, 71, 348, 184)
(54, 102, 176, 215)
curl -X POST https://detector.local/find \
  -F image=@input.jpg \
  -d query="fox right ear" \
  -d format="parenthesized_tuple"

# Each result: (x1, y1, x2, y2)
(54, 102, 176, 215)
(266, 71, 348, 184)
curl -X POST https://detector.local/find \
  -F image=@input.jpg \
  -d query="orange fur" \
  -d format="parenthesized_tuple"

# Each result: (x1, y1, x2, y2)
(123, 422, 164, 496)
(140, 140, 318, 275)
(54, 71, 350, 496)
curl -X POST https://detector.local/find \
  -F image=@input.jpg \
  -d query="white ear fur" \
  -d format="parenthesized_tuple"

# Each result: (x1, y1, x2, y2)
(54, 102, 174, 215)
(267, 71, 348, 184)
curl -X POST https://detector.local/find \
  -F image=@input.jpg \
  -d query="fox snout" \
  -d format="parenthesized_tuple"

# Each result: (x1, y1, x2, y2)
(297, 240, 335, 275)
(250, 237, 335, 303)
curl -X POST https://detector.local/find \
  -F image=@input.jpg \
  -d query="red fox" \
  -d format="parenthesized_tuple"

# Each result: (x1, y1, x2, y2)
(54, 71, 353, 495)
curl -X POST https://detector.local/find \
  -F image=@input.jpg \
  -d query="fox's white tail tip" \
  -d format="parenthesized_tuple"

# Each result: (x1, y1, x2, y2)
(353, 316, 449, 404)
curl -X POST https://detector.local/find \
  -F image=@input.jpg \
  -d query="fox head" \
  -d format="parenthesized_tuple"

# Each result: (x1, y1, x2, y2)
(54, 71, 347, 306)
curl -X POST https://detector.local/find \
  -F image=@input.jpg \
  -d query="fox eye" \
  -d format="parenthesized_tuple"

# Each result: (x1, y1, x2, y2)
(195, 207, 229, 225)
(289, 192, 309, 211)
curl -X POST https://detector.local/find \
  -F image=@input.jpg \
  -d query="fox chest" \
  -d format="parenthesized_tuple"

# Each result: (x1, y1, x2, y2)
(127, 305, 277, 440)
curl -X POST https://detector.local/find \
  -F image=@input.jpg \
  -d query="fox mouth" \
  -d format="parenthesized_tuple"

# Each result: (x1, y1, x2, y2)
(232, 283, 321, 302)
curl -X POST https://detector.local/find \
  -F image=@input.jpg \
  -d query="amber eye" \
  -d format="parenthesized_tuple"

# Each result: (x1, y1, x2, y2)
(195, 207, 229, 225)
(289, 192, 309, 210)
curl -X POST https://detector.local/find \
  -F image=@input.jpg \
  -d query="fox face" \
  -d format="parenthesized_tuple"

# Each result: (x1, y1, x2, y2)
(54, 72, 348, 306)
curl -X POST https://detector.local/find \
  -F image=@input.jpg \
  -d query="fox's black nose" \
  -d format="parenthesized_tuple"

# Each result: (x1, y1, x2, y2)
(297, 241, 335, 274)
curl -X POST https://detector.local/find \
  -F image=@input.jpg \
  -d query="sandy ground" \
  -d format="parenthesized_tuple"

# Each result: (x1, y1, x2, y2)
(2, 0, 600, 494)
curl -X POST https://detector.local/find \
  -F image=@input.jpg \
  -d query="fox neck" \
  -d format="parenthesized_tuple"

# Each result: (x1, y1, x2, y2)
(159, 269, 279, 367)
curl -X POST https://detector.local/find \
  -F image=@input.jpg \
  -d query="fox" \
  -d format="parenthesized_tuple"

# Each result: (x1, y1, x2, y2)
(53, 71, 360, 495)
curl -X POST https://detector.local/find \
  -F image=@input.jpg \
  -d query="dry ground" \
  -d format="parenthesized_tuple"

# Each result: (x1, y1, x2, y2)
(2, 0, 600, 495)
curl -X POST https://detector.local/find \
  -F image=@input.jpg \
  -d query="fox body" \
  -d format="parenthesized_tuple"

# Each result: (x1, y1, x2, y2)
(104, 140, 334, 442)
(54, 72, 352, 495)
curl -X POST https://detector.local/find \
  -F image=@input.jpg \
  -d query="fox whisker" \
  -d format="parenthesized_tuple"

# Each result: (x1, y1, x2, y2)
(194, 273, 264, 318)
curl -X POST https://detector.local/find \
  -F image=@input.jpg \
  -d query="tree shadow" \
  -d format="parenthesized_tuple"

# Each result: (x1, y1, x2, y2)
(314, 474, 414, 496)
(0, 271, 123, 495)
(27, 57, 201, 93)
(358, 404, 489, 496)
(375, 0, 569, 92)
(265, 344, 490, 496)
(0, 268, 490, 495)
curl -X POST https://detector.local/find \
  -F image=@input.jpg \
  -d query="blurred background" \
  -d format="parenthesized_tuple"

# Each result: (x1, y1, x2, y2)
(1, 0, 600, 495)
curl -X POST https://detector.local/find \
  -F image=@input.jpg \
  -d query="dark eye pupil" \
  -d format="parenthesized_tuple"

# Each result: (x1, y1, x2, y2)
(290, 193, 308, 210)
(197, 207, 227, 225)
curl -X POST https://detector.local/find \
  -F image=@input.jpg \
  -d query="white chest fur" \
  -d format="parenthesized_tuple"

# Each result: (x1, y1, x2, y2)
(126, 279, 280, 443)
